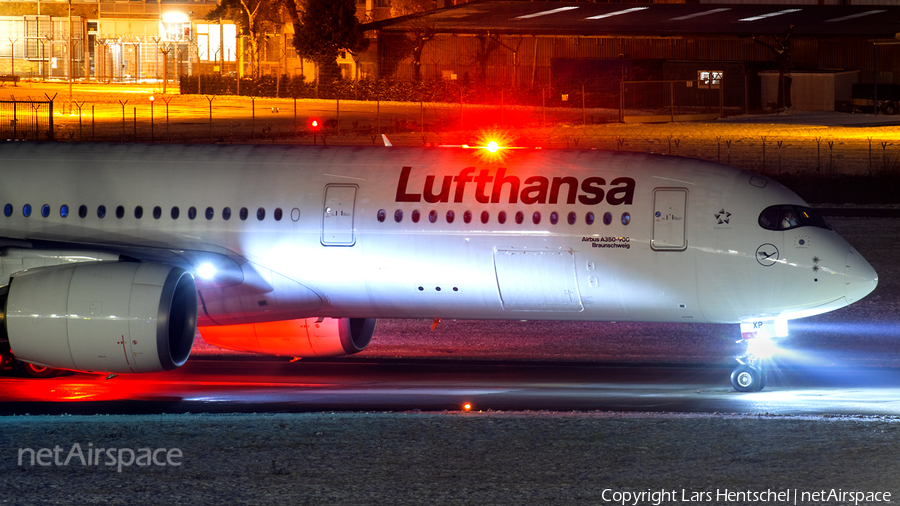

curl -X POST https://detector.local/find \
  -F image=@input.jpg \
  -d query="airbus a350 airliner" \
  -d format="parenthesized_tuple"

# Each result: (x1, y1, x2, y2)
(0, 142, 878, 391)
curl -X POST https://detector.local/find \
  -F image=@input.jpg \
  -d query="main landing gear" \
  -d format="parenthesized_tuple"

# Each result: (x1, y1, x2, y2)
(731, 341, 768, 392)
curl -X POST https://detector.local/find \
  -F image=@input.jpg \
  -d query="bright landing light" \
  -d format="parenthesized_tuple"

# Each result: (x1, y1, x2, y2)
(197, 263, 217, 280)
(485, 141, 500, 153)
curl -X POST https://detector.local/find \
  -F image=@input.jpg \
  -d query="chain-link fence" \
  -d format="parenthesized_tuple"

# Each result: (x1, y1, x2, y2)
(42, 91, 900, 198)
(0, 101, 54, 141)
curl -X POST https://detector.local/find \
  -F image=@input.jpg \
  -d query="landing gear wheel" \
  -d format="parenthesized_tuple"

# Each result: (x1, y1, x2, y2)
(883, 102, 897, 115)
(731, 364, 766, 392)
(21, 362, 56, 378)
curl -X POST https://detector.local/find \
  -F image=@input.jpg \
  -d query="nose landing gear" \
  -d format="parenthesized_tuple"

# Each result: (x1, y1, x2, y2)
(731, 341, 768, 392)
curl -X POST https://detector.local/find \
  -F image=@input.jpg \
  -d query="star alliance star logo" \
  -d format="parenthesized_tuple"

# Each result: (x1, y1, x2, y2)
(715, 209, 732, 225)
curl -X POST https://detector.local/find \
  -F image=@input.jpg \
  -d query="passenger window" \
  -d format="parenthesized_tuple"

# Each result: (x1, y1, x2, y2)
(171, 207, 180, 220)
(115, 205, 124, 219)
(274, 208, 283, 221)
(240, 208, 249, 221)
(428, 210, 437, 223)
(622, 212, 631, 225)
(498, 211, 507, 224)
(480, 211, 489, 224)
(3, 204, 11, 217)
(41, 204, 50, 218)
(377, 209, 386, 222)
(586, 212, 595, 225)
(153, 206, 162, 220)
(205, 207, 214, 220)
(223, 207, 232, 221)
(567, 212, 576, 225)
(550, 211, 559, 225)
(603, 212, 612, 225)
(463, 210, 472, 224)
(257, 208, 265, 220)
(79, 205, 87, 218)
(412, 210, 420, 223)
(188, 207, 197, 220)
(532, 212, 541, 225)
(96, 205, 105, 219)
(446, 210, 455, 223)
(515, 211, 524, 224)
(394, 210, 403, 223)
(135, 206, 144, 219)
(60, 205, 69, 218)
(23, 204, 31, 218)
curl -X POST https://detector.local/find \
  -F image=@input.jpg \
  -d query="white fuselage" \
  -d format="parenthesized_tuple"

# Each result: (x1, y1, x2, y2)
(0, 143, 877, 328)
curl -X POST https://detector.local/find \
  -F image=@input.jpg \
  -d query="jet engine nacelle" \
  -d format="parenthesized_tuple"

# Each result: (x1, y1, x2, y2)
(4, 262, 197, 374)
(199, 317, 376, 357)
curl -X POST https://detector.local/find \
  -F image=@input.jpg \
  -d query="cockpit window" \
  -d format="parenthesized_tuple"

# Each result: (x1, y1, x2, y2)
(758, 205, 830, 231)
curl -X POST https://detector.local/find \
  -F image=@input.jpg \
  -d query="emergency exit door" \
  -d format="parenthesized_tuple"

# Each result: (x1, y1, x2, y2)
(651, 188, 687, 251)
(321, 184, 357, 246)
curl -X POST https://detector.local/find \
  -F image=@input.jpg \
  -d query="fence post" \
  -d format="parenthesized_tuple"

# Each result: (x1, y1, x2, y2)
(670, 81, 675, 123)
(45, 92, 57, 141)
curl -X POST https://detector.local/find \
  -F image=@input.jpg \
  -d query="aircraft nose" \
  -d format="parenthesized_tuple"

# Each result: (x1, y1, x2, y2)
(845, 247, 878, 304)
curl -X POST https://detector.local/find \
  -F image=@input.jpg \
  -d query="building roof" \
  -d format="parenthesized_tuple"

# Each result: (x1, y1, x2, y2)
(364, 1, 900, 39)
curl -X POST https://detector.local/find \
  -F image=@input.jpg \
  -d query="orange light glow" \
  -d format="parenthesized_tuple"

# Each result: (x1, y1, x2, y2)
(463, 403, 472, 411)
(486, 141, 500, 153)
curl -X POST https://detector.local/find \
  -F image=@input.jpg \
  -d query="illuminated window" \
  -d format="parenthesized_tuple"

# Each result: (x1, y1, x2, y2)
(223, 207, 232, 221)
(274, 208, 283, 221)
(622, 212, 631, 225)
(196, 23, 238, 62)
(446, 210, 454, 223)
(171, 207, 179, 220)
(135, 206, 144, 219)
(586, 212, 595, 225)
(115, 205, 124, 219)
(698, 70, 723, 89)
(60, 205, 69, 218)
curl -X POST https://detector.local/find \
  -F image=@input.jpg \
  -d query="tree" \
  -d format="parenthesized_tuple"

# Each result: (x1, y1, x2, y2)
(753, 25, 795, 110)
(206, 0, 283, 78)
(390, 0, 436, 18)
(292, 0, 369, 84)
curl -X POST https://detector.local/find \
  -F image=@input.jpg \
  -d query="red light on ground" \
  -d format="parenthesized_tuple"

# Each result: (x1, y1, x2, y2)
(309, 119, 320, 129)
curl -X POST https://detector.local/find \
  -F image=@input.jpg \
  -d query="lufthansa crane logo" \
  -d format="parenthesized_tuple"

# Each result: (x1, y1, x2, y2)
(756, 244, 779, 267)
